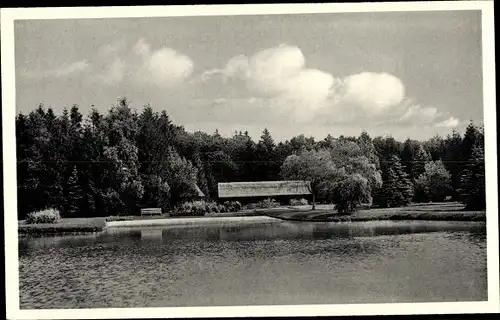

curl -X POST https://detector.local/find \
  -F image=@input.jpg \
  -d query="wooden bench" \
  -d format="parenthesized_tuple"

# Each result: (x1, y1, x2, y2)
(140, 208, 163, 217)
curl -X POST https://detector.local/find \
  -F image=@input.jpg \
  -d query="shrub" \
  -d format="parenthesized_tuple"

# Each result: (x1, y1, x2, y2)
(25, 208, 61, 224)
(256, 198, 280, 209)
(289, 198, 309, 206)
(206, 201, 220, 213)
(173, 200, 223, 216)
(223, 201, 242, 212)
(217, 203, 227, 213)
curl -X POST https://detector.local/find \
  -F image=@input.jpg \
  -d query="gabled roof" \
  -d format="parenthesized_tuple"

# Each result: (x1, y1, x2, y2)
(194, 184, 205, 197)
(218, 180, 311, 198)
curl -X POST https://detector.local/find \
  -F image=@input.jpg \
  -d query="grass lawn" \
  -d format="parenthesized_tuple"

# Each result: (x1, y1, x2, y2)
(267, 202, 486, 222)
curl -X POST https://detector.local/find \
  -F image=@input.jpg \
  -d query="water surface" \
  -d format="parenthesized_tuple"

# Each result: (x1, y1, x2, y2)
(19, 220, 487, 308)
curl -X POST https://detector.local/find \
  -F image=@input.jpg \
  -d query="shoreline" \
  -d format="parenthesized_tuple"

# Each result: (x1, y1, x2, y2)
(18, 202, 486, 236)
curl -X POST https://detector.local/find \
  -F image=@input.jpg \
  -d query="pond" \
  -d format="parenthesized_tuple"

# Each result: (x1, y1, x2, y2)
(19, 219, 487, 309)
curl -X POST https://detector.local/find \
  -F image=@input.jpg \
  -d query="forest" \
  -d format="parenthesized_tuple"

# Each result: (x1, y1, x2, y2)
(15, 98, 486, 219)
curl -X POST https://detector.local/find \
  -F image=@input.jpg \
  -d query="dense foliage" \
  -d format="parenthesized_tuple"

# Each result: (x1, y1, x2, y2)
(25, 209, 61, 224)
(16, 99, 486, 218)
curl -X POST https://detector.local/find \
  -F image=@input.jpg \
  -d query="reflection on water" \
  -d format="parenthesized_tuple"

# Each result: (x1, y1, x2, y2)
(19, 220, 487, 309)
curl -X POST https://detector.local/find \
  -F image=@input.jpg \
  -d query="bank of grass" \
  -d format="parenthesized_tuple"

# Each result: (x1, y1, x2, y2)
(18, 217, 107, 236)
(18, 202, 485, 236)
(267, 202, 486, 222)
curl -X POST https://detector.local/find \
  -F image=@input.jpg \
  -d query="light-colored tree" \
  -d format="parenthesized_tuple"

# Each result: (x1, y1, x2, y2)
(281, 149, 338, 210)
(414, 160, 452, 202)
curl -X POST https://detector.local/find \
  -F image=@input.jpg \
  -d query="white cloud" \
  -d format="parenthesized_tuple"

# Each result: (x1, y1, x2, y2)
(138, 47, 194, 87)
(337, 72, 405, 113)
(22, 59, 90, 79)
(399, 104, 439, 124)
(200, 44, 335, 120)
(192, 44, 461, 132)
(94, 39, 194, 87)
(435, 116, 460, 128)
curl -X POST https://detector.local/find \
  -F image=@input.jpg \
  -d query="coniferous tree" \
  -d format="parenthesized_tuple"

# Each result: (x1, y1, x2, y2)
(459, 141, 485, 210)
(15, 98, 486, 218)
(411, 145, 432, 181)
(101, 98, 144, 215)
(443, 129, 463, 200)
(65, 166, 84, 217)
(401, 138, 420, 176)
(374, 155, 413, 207)
(256, 128, 278, 181)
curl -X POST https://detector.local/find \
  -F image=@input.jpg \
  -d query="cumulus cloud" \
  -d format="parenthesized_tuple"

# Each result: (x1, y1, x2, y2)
(22, 39, 194, 88)
(84, 39, 193, 87)
(136, 46, 194, 87)
(337, 72, 405, 113)
(22, 59, 90, 79)
(200, 44, 336, 122)
(196, 44, 460, 129)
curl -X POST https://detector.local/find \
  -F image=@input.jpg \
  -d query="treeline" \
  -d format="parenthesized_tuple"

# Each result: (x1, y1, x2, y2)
(16, 98, 486, 218)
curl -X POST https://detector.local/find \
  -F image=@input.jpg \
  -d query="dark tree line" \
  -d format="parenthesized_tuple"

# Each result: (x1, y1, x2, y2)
(16, 99, 486, 218)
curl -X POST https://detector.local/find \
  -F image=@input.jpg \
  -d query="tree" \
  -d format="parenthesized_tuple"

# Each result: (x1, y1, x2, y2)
(166, 148, 200, 204)
(100, 98, 144, 215)
(373, 135, 403, 160)
(281, 149, 339, 210)
(459, 141, 485, 210)
(357, 131, 380, 169)
(443, 129, 463, 200)
(374, 155, 413, 207)
(401, 138, 420, 175)
(289, 134, 316, 153)
(329, 173, 372, 214)
(423, 135, 445, 161)
(65, 166, 84, 217)
(411, 145, 432, 181)
(255, 128, 279, 181)
(414, 160, 452, 202)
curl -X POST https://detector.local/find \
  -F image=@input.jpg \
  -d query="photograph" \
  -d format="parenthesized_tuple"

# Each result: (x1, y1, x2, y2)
(2, 2, 498, 319)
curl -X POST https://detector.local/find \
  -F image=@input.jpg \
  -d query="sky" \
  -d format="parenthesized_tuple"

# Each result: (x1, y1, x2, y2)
(14, 10, 483, 142)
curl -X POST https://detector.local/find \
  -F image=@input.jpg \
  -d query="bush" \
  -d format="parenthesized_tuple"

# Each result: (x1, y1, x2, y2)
(25, 208, 61, 224)
(256, 198, 280, 209)
(173, 200, 224, 216)
(217, 203, 227, 213)
(223, 201, 242, 212)
(289, 198, 309, 206)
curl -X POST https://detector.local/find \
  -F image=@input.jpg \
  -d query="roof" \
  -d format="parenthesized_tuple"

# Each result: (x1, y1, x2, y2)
(218, 180, 311, 198)
(194, 184, 205, 197)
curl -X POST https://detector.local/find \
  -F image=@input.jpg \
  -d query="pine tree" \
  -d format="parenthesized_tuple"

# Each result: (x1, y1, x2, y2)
(443, 129, 463, 200)
(459, 142, 485, 210)
(256, 128, 278, 181)
(65, 166, 84, 217)
(375, 155, 413, 207)
(401, 138, 420, 175)
(411, 145, 431, 181)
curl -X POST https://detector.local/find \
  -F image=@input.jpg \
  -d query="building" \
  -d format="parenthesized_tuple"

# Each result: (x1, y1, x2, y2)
(194, 184, 206, 199)
(218, 180, 311, 204)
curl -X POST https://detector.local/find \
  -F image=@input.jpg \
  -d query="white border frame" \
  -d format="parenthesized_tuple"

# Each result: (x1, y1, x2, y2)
(2, 2, 498, 319)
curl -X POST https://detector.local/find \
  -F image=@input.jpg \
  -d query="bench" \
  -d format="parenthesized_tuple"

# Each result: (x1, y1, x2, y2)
(140, 208, 163, 217)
